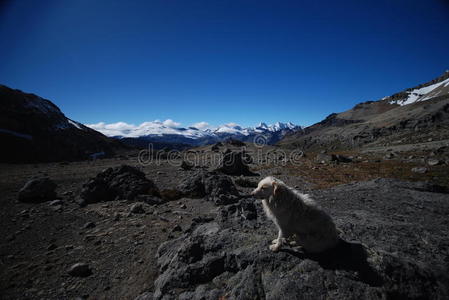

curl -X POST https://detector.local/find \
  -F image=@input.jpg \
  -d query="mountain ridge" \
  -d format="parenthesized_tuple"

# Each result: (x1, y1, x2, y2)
(0, 85, 123, 162)
(89, 121, 302, 148)
(279, 71, 449, 150)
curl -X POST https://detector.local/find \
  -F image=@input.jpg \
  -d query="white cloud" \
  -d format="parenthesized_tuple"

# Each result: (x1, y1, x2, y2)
(225, 122, 241, 128)
(162, 119, 181, 128)
(191, 121, 212, 130)
(85, 119, 213, 138)
(86, 121, 136, 137)
(104, 122, 135, 130)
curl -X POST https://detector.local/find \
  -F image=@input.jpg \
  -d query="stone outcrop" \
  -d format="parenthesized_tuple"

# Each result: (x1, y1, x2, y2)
(153, 178, 449, 299)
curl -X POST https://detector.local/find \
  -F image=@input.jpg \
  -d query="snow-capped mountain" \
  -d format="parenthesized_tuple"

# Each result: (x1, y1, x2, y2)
(211, 122, 301, 145)
(88, 121, 302, 148)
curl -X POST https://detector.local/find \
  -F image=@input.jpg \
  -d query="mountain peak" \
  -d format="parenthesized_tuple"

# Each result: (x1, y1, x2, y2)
(88, 120, 302, 146)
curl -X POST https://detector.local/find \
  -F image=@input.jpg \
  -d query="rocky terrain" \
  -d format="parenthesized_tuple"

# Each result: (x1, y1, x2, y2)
(0, 85, 123, 163)
(1, 142, 448, 299)
(153, 179, 449, 299)
(280, 71, 449, 152)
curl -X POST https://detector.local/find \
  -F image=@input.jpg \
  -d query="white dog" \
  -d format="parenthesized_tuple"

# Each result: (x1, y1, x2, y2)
(251, 176, 339, 253)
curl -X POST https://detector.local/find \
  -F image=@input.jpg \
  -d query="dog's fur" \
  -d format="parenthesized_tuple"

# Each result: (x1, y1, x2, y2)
(251, 176, 339, 253)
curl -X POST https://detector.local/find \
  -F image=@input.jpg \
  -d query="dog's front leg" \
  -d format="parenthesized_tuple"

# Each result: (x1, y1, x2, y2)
(270, 229, 284, 252)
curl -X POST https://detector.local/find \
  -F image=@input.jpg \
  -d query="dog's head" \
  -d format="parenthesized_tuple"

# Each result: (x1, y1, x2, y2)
(251, 176, 283, 199)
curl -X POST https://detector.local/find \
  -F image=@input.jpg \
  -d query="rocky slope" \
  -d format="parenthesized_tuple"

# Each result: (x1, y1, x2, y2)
(152, 178, 449, 299)
(0, 85, 122, 163)
(279, 71, 449, 151)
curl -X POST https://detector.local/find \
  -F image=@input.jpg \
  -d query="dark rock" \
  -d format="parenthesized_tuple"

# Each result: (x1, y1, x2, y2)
(48, 199, 62, 206)
(180, 160, 193, 170)
(113, 213, 121, 221)
(315, 153, 352, 164)
(204, 175, 239, 197)
(204, 175, 240, 205)
(411, 167, 428, 174)
(234, 177, 258, 188)
(178, 172, 207, 198)
(178, 171, 242, 205)
(130, 203, 145, 214)
(172, 225, 182, 232)
(77, 198, 87, 208)
(242, 152, 253, 164)
(334, 154, 352, 163)
(67, 263, 92, 277)
(215, 151, 257, 176)
(18, 177, 57, 203)
(79, 165, 159, 204)
(220, 198, 258, 224)
(83, 222, 96, 229)
(315, 153, 333, 163)
(427, 158, 441, 166)
(51, 205, 62, 212)
(211, 142, 222, 152)
(135, 195, 165, 205)
(47, 244, 57, 251)
(384, 152, 397, 160)
(436, 146, 449, 154)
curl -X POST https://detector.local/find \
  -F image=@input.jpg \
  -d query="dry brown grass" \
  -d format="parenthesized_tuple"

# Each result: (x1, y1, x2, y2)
(281, 151, 449, 190)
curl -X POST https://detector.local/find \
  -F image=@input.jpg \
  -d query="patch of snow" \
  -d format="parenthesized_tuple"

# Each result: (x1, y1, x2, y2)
(390, 78, 449, 106)
(68, 119, 83, 130)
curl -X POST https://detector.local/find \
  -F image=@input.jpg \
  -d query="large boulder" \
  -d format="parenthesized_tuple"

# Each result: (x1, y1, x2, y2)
(79, 165, 159, 204)
(204, 174, 240, 205)
(215, 151, 257, 176)
(178, 172, 207, 198)
(211, 142, 223, 152)
(180, 160, 193, 170)
(153, 179, 449, 299)
(178, 171, 241, 205)
(18, 177, 57, 203)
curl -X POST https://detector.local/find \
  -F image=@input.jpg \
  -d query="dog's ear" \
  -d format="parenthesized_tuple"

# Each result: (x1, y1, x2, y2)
(272, 181, 281, 196)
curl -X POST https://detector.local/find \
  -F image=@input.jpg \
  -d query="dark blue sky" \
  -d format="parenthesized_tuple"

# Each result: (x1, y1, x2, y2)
(1, 0, 449, 127)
